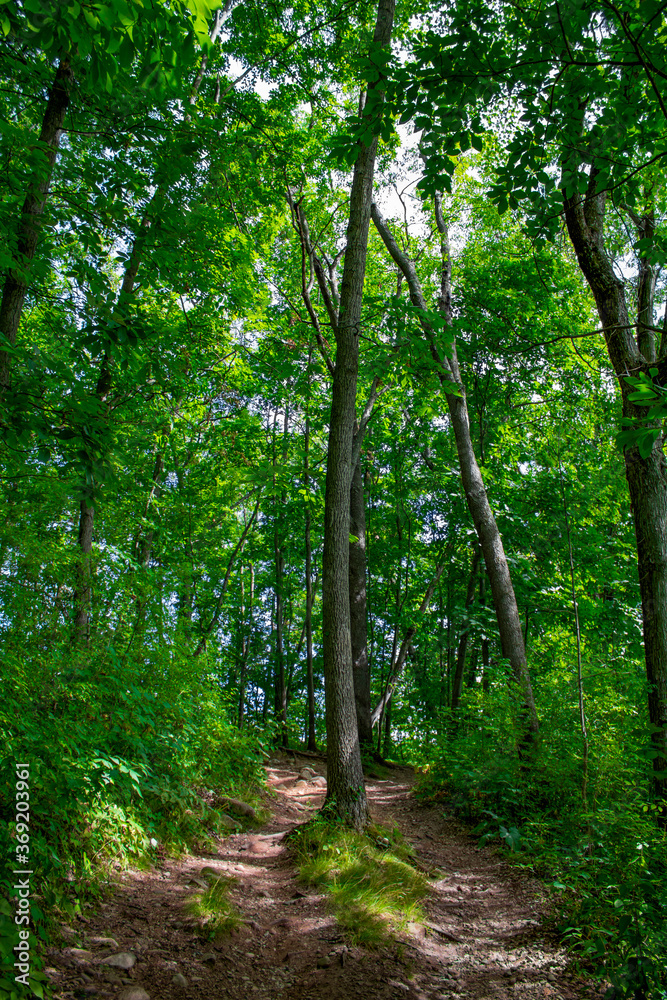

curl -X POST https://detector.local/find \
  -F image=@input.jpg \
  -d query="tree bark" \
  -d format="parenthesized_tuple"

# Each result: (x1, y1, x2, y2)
(371, 202, 540, 747)
(304, 368, 318, 751)
(322, 0, 395, 829)
(350, 446, 372, 746)
(272, 406, 289, 746)
(563, 167, 667, 802)
(0, 57, 73, 390)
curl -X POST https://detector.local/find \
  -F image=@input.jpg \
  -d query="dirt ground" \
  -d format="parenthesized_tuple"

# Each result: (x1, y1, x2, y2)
(48, 753, 602, 1000)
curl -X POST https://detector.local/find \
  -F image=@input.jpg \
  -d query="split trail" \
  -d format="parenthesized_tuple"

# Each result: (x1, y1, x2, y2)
(49, 754, 599, 1000)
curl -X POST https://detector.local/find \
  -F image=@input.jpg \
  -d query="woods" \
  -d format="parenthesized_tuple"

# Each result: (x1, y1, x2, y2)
(1, 0, 667, 996)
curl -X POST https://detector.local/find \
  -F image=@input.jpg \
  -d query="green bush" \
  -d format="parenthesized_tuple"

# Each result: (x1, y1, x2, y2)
(0, 641, 265, 998)
(416, 685, 667, 1000)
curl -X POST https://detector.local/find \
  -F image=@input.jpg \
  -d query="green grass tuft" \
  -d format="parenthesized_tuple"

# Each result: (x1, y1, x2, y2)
(289, 819, 428, 947)
(184, 874, 241, 936)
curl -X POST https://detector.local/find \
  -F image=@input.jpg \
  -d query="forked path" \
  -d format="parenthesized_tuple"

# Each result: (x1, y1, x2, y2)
(49, 754, 598, 1000)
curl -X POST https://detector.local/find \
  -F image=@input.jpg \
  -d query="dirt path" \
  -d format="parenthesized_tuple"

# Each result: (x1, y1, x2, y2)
(48, 754, 599, 1000)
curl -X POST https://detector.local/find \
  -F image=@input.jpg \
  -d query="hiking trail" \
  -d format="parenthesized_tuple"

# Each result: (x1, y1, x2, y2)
(49, 753, 600, 1000)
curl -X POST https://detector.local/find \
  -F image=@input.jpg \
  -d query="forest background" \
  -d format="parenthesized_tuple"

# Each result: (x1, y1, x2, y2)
(1, 0, 667, 997)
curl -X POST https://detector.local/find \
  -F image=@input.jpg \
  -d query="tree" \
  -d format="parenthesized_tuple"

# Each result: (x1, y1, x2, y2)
(321, 0, 395, 828)
(388, 0, 667, 803)
(371, 198, 540, 745)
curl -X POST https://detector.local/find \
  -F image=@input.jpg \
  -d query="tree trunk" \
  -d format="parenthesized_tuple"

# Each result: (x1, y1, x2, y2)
(273, 406, 289, 746)
(371, 201, 540, 747)
(72, 496, 95, 644)
(563, 167, 667, 802)
(238, 562, 254, 730)
(322, 0, 395, 829)
(350, 446, 372, 746)
(0, 58, 73, 390)
(382, 693, 392, 758)
(304, 372, 318, 751)
(451, 544, 481, 710)
(192, 496, 260, 657)
(133, 451, 164, 641)
(371, 563, 445, 726)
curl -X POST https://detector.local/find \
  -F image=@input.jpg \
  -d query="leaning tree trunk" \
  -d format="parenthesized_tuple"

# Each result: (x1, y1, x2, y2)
(563, 166, 667, 802)
(371, 202, 540, 747)
(321, 0, 395, 829)
(70, 199, 152, 644)
(349, 447, 373, 747)
(0, 57, 73, 391)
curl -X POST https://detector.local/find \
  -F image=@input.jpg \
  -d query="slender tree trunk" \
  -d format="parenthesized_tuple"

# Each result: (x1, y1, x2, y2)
(563, 167, 667, 803)
(304, 373, 317, 751)
(321, 0, 395, 828)
(273, 406, 289, 746)
(559, 463, 589, 811)
(466, 644, 479, 689)
(72, 497, 95, 644)
(192, 496, 261, 657)
(451, 544, 481, 710)
(350, 445, 372, 746)
(133, 451, 164, 641)
(70, 191, 160, 643)
(383, 693, 392, 758)
(371, 563, 445, 726)
(0, 58, 73, 390)
(238, 562, 254, 730)
(371, 201, 540, 747)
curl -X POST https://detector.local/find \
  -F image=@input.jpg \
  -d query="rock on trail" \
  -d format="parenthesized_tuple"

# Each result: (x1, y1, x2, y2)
(47, 753, 599, 1000)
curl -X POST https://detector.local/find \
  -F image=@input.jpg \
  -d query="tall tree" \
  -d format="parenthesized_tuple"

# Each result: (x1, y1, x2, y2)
(390, 0, 667, 800)
(321, 0, 396, 828)
(371, 199, 540, 744)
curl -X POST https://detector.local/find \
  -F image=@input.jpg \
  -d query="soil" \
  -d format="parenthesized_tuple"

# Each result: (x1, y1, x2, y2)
(48, 753, 601, 1000)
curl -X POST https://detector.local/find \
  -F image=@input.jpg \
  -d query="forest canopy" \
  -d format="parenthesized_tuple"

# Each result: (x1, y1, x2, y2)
(1, 0, 666, 996)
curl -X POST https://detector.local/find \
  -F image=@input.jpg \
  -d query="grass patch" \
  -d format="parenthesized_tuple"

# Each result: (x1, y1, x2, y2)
(184, 873, 241, 936)
(289, 818, 428, 947)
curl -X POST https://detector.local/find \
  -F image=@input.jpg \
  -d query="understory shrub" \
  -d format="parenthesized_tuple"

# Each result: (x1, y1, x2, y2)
(0, 641, 265, 999)
(416, 684, 667, 1000)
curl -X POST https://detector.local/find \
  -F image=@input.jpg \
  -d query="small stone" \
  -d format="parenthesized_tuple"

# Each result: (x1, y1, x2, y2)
(172, 973, 188, 987)
(200, 953, 216, 964)
(69, 948, 94, 962)
(299, 768, 316, 778)
(316, 956, 332, 969)
(118, 989, 150, 1000)
(310, 776, 327, 787)
(101, 952, 136, 970)
(102, 972, 123, 984)
(294, 780, 308, 789)
(89, 937, 120, 949)
(219, 814, 239, 830)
